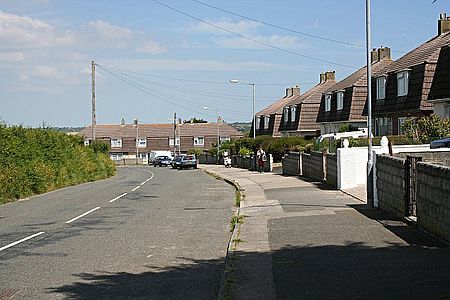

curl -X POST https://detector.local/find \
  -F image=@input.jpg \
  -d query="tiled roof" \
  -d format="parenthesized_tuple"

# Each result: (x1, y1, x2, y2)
(325, 58, 393, 92)
(79, 123, 244, 139)
(429, 44, 450, 100)
(256, 94, 292, 116)
(385, 32, 450, 73)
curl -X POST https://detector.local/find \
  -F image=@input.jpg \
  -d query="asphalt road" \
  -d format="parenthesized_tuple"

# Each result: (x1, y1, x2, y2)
(0, 166, 235, 299)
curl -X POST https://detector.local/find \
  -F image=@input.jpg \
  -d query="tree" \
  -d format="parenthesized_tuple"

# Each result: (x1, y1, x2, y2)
(183, 118, 207, 124)
(401, 114, 450, 144)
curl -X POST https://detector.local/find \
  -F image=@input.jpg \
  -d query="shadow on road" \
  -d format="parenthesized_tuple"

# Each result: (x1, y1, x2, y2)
(48, 241, 450, 300)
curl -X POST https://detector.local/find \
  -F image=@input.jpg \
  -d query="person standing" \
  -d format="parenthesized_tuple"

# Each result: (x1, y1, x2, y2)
(257, 148, 266, 173)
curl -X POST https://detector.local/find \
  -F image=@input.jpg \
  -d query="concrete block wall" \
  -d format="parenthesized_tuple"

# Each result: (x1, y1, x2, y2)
(282, 152, 301, 176)
(326, 154, 338, 188)
(376, 155, 407, 219)
(416, 162, 450, 243)
(395, 152, 450, 167)
(303, 151, 325, 182)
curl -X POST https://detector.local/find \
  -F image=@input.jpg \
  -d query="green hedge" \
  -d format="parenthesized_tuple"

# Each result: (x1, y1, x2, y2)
(0, 125, 115, 204)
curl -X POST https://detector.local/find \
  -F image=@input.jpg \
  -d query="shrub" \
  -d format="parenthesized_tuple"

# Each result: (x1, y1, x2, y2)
(401, 114, 450, 144)
(188, 148, 203, 156)
(0, 126, 116, 204)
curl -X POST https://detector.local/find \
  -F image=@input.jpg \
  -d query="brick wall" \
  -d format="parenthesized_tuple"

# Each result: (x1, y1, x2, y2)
(326, 154, 338, 188)
(416, 162, 450, 243)
(282, 152, 301, 176)
(376, 155, 407, 219)
(395, 152, 450, 167)
(303, 151, 325, 182)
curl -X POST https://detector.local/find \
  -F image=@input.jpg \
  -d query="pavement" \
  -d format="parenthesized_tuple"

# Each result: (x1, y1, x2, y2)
(199, 164, 450, 300)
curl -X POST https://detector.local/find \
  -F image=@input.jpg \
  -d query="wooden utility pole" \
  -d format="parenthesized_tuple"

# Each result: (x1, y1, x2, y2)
(91, 61, 96, 141)
(173, 112, 177, 156)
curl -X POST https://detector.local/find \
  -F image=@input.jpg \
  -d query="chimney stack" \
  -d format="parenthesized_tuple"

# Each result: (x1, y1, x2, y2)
(291, 85, 300, 96)
(371, 48, 378, 63)
(319, 73, 326, 83)
(438, 12, 450, 35)
(325, 71, 336, 81)
(377, 47, 391, 61)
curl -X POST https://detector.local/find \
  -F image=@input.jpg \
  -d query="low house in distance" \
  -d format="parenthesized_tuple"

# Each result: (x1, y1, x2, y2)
(364, 14, 450, 135)
(279, 71, 336, 137)
(318, 47, 393, 134)
(80, 122, 243, 162)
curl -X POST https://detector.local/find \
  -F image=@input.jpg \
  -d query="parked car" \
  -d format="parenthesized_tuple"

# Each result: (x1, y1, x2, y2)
(430, 137, 450, 149)
(171, 154, 186, 169)
(153, 155, 172, 167)
(178, 155, 198, 169)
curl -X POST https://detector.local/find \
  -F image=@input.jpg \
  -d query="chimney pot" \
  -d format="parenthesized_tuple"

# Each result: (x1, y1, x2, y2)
(438, 12, 450, 35)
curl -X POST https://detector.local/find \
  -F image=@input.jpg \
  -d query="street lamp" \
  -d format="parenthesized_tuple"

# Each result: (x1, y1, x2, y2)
(230, 79, 256, 139)
(202, 106, 220, 163)
(366, 0, 374, 208)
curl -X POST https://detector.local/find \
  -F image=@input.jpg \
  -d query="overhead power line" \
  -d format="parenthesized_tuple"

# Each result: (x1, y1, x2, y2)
(96, 64, 252, 118)
(191, 0, 406, 54)
(150, 0, 358, 69)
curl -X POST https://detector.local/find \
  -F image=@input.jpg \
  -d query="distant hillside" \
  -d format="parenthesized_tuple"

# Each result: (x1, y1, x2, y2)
(228, 122, 251, 136)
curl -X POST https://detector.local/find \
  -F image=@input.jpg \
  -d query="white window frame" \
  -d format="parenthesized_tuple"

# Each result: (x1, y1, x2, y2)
(194, 136, 204, 146)
(325, 94, 332, 112)
(264, 116, 270, 129)
(110, 153, 123, 161)
(336, 91, 344, 110)
(169, 137, 180, 146)
(283, 107, 289, 124)
(137, 138, 147, 148)
(255, 116, 260, 130)
(290, 106, 296, 122)
(111, 138, 122, 148)
(84, 139, 90, 146)
(397, 70, 410, 97)
(376, 76, 386, 100)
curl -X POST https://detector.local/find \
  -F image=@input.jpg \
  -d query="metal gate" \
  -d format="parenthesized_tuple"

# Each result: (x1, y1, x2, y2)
(405, 156, 422, 217)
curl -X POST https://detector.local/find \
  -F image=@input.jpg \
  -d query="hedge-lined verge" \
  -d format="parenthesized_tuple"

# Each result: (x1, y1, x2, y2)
(0, 125, 115, 204)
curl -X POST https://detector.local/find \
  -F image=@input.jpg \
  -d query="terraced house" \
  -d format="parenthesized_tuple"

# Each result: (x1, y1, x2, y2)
(253, 85, 300, 137)
(364, 15, 450, 135)
(80, 122, 243, 161)
(317, 47, 393, 134)
(428, 42, 450, 119)
(279, 71, 336, 137)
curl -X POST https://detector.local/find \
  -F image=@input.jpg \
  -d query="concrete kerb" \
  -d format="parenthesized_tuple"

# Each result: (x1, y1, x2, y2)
(201, 168, 243, 300)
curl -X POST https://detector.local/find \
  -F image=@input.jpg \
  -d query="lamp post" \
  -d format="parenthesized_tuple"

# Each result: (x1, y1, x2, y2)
(366, 0, 374, 208)
(202, 106, 220, 163)
(230, 79, 256, 139)
(133, 118, 139, 165)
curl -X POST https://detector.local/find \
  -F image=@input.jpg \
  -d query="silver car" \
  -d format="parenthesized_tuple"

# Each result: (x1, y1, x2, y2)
(178, 155, 198, 169)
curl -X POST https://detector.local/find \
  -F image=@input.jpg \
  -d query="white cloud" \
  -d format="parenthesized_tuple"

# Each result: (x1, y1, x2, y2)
(100, 58, 296, 72)
(87, 20, 133, 48)
(136, 39, 166, 54)
(189, 19, 260, 35)
(0, 11, 76, 50)
(0, 51, 26, 62)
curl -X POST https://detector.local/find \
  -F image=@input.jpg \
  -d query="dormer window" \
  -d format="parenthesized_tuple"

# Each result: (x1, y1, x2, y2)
(325, 94, 332, 112)
(255, 116, 260, 130)
(283, 107, 289, 123)
(264, 116, 270, 129)
(290, 106, 296, 122)
(336, 91, 344, 110)
(376, 76, 386, 100)
(397, 70, 410, 97)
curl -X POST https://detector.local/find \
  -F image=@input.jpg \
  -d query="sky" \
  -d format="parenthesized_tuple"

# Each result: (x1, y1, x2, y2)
(0, 0, 448, 127)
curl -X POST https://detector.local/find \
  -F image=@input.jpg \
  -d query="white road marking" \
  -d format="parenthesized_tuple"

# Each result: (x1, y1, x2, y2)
(131, 186, 140, 192)
(147, 254, 153, 258)
(0, 231, 45, 252)
(65, 207, 101, 224)
(109, 193, 127, 203)
(140, 181, 146, 186)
